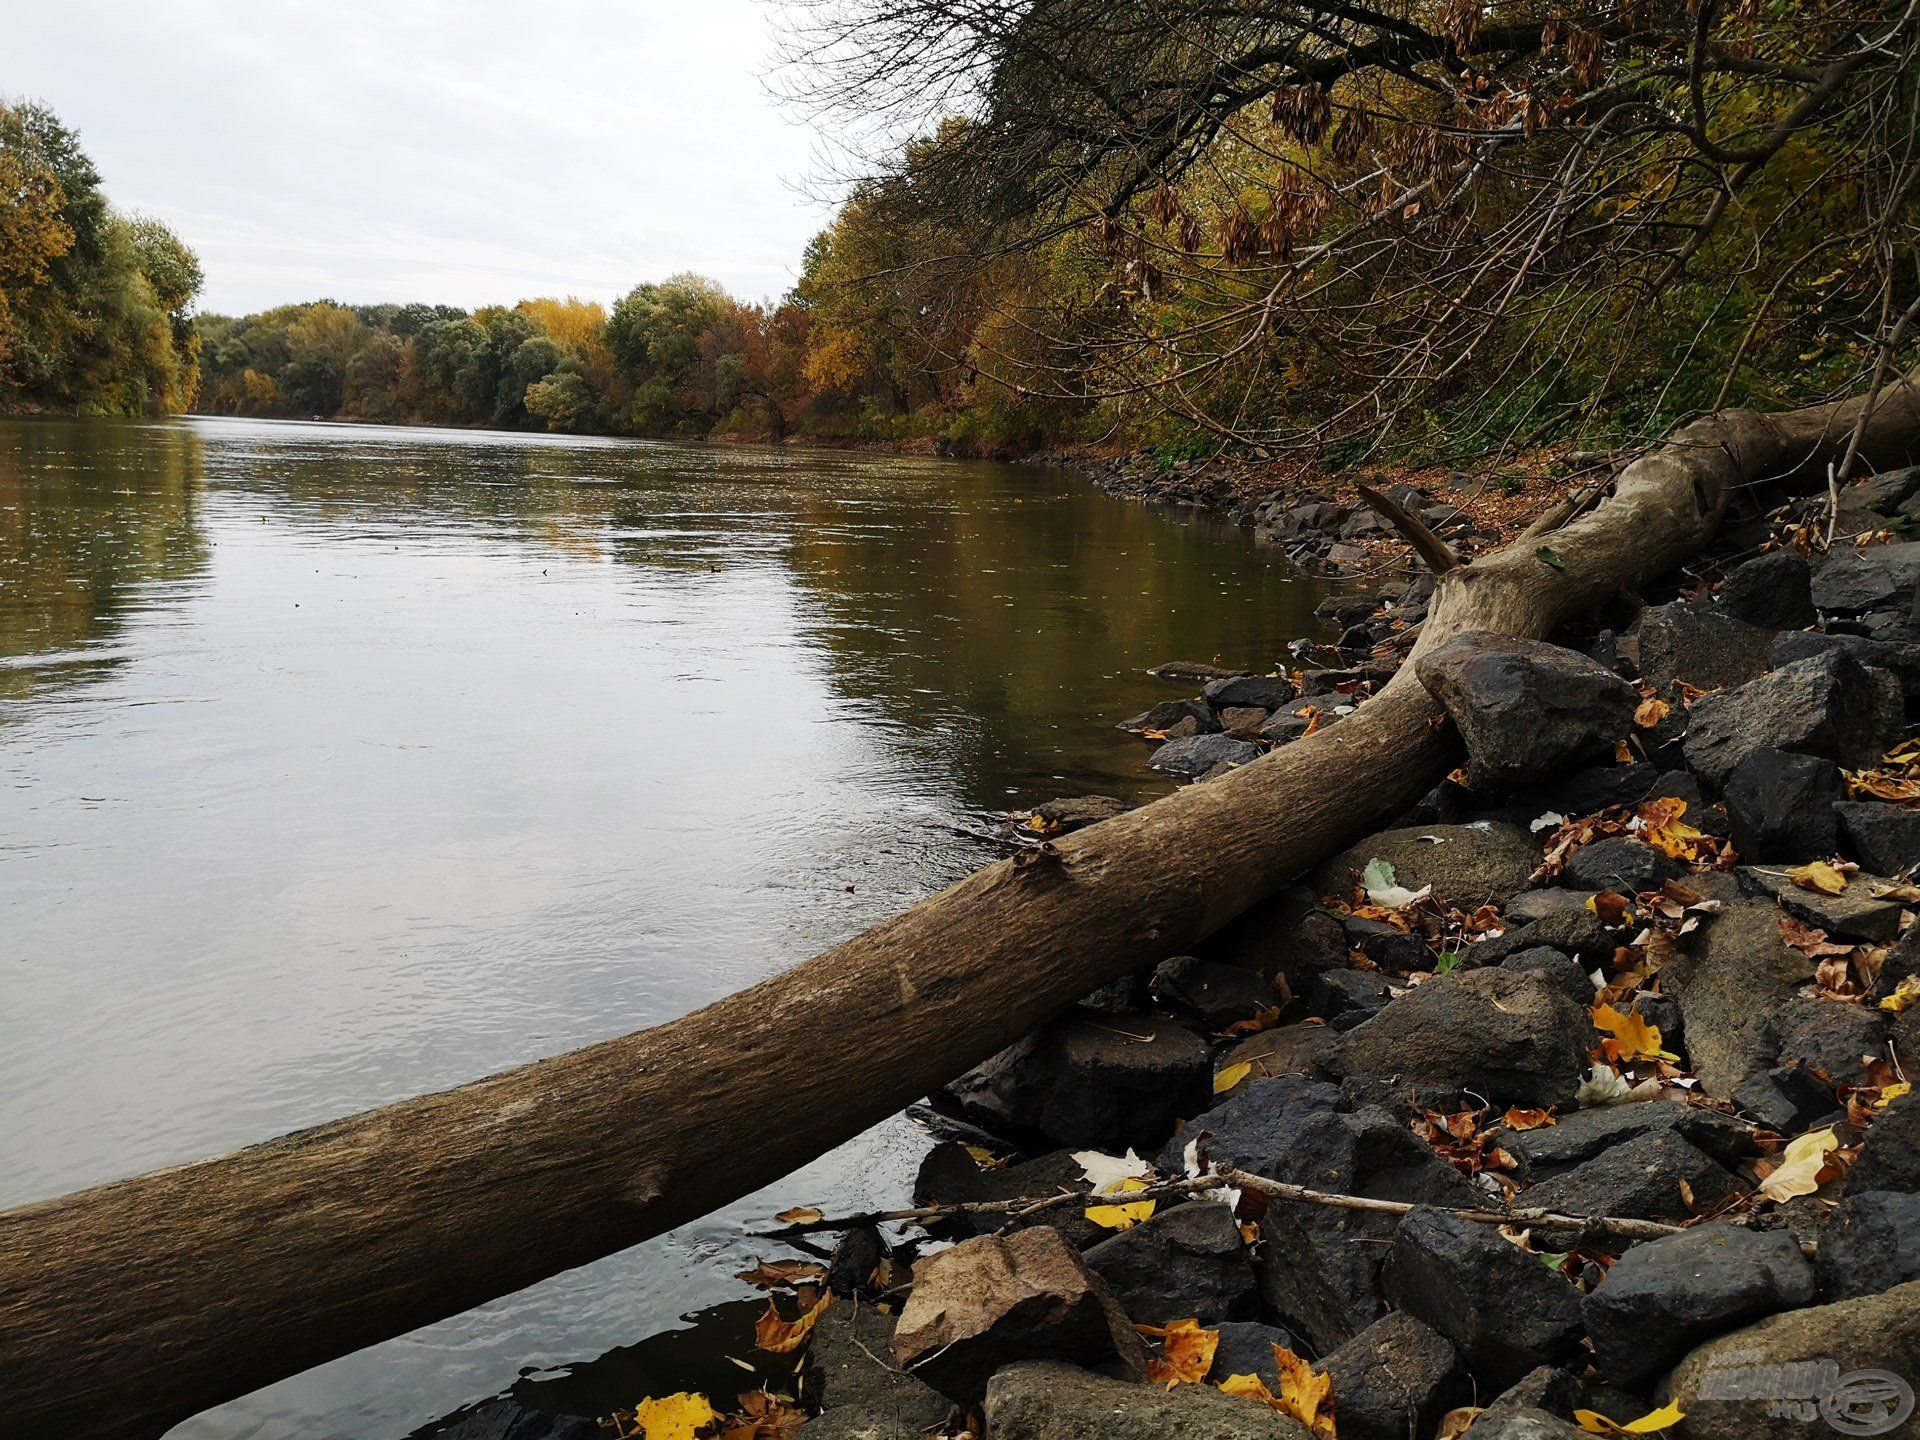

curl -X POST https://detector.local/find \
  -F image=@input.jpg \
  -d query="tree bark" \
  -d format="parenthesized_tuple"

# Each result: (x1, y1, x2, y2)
(4, 373, 1919, 1440)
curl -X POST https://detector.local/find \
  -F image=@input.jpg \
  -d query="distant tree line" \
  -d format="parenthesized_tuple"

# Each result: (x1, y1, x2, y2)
(0, 100, 202, 416)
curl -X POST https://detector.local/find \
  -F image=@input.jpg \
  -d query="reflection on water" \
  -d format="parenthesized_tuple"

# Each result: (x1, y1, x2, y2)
(0, 415, 1327, 1439)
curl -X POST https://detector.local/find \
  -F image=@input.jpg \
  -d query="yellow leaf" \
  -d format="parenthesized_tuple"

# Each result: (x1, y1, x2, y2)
(1879, 1081, 1913, 1108)
(1575, 1401, 1686, 1433)
(1087, 1176, 1157, 1229)
(632, 1393, 719, 1440)
(754, 1289, 831, 1353)
(962, 1143, 998, 1165)
(1436, 1408, 1483, 1440)
(1214, 1062, 1253, 1094)
(1219, 1372, 1277, 1404)
(1592, 1003, 1679, 1063)
(1271, 1344, 1337, 1440)
(774, 1206, 822, 1225)
(1759, 1127, 1840, 1203)
(1633, 696, 1670, 728)
(1144, 1318, 1220, 1385)
(1789, 861, 1848, 895)
(1614, 740, 1635, 763)
(1880, 975, 1920, 1013)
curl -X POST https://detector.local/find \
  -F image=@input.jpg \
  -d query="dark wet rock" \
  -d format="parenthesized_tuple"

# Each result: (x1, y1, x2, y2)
(1720, 550, 1818, 630)
(1151, 956, 1280, 1029)
(1154, 1076, 1345, 1176)
(1219, 705, 1272, 735)
(1770, 626, 1920, 706)
(1386, 1206, 1584, 1391)
(914, 1145, 1103, 1250)
(1314, 1311, 1468, 1440)
(1204, 673, 1298, 711)
(1206, 1319, 1301, 1388)
(1326, 968, 1590, 1108)
(1471, 1366, 1645, 1434)
(1501, 947, 1597, 1010)
(944, 1008, 1210, 1151)
(1199, 891, 1345, 982)
(891, 1227, 1148, 1404)
(1522, 1129, 1744, 1223)
(1764, 999, 1890, 1089)
(1838, 801, 1920, 876)
(1562, 837, 1684, 895)
(1503, 764, 1662, 831)
(1079, 970, 1150, 1014)
(983, 1361, 1310, 1440)
(1583, 1224, 1815, 1389)
(1632, 601, 1778, 692)
(1471, 906, 1616, 966)
(1262, 694, 1348, 744)
(1661, 898, 1817, 1097)
(1663, 1278, 1920, 1440)
(434, 1402, 599, 1440)
(1415, 632, 1639, 790)
(1810, 539, 1920, 615)
(1497, 1098, 1756, 1180)
(1028, 795, 1133, 833)
(1816, 1192, 1920, 1300)
(1161, 716, 1206, 740)
(1721, 750, 1843, 862)
(1739, 864, 1907, 943)
(1083, 1201, 1256, 1325)
(1215, 1023, 1341, 1082)
(1336, 1076, 1470, 1120)
(827, 1226, 891, 1300)
(1120, 698, 1216, 736)
(1731, 1065, 1840, 1133)
(1309, 968, 1397, 1028)
(806, 1302, 950, 1428)
(1314, 822, 1542, 908)
(1342, 915, 1428, 972)
(1852, 1090, 1920, 1194)
(1682, 650, 1904, 787)
(1150, 733, 1261, 781)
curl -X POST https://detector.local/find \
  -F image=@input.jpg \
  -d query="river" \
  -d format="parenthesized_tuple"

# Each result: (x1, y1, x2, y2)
(0, 415, 1327, 1438)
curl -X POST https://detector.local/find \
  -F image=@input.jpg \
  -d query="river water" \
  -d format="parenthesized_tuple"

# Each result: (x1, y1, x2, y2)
(0, 415, 1327, 1438)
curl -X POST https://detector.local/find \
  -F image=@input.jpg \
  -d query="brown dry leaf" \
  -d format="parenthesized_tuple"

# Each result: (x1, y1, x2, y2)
(734, 1259, 829, 1290)
(1593, 1003, 1679, 1063)
(717, 1390, 808, 1440)
(773, 1206, 823, 1226)
(1502, 1107, 1557, 1131)
(1436, 1408, 1484, 1440)
(1636, 798, 1709, 863)
(1588, 891, 1634, 928)
(1221, 1006, 1282, 1037)
(1142, 1318, 1220, 1386)
(1778, 915, 1855, 959)
(1633, 695, 1670, 728)
(754, 1288, 832, 1354)
(1789, 861, 1849, 895)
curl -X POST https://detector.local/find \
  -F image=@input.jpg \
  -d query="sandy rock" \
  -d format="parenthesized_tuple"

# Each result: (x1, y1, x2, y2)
(1313, 821, 1541, 909)
(983, 1360, 1310, 1439)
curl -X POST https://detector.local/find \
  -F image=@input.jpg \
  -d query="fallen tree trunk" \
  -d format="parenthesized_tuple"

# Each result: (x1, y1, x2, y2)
(5, 373, 1919, 1440)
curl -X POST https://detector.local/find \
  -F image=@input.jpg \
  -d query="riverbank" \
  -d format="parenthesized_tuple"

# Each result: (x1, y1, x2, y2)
(457, 462, 1920, 1440)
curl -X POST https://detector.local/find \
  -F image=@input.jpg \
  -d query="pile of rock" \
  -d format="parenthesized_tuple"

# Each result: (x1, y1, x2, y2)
(796, 516, 1920, 1437)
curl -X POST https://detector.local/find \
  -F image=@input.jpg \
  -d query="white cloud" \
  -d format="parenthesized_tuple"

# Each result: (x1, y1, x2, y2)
(5, 0, 837, 312)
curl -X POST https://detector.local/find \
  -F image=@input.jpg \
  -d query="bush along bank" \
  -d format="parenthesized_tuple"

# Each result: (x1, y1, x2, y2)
(457, 473, 1920, 1440)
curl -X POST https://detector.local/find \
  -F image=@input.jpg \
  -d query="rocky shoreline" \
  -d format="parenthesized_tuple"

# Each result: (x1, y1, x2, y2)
(444, 469, 1920, 1440)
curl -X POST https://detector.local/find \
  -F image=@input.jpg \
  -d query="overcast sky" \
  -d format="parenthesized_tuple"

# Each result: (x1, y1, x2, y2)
(5, 0, 835, 315)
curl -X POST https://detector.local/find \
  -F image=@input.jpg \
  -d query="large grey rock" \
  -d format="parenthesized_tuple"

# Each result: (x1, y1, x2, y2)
(1120, 699, 1216, 735)
(1682, 651, 1904, 786)
(1213, 1023, 1341, 1084)
(1156, 1076, 1346, 1176)
(1027, 795, 1133, 833)
(806, 1303, 950, 1429)
(1521, 1129, 1744, 1223)
(1314, 821, 1542, 908)
(1719, 550, 1817, 630)
(1315, 1311, 1467, 1440)
(1206, 1319, 1301, 1389)
(1386, 1207, 1585, 1391)
(1469, 1366, 1647, 1435)
(1661, 899, 1817, 1097)
(1561, 837, 1683, 895)
(1770, 626, 1920, 706)
(1663, 1279, 1920, 1440)
(1083, 1202, 1256, 1324)
(1583, 1224, 1815, 1389)
(1151, 956, 1282, 1030)
(1740, 865, 1908, 944)
(1816, 1192, 1920, 1301)
(1838, 801, 1920, 876)
(1415, 632, 1639, 790)
(1501, 947, 1596, 1010)
(983, 1360, 1311, 1439)
(1723, 749, 1843, 862)
(1731, 1065, 1841, 1134)
(1497, 1099, 1756, 1180)
(1763, 999, 1891, 1089)
(1811, 539, 1920, 615)
(1150, 733, 1259, 781)
(1204, 673, 1298, 711)
(1633, 601, 1778, 691)
(1326, 968, 1591, 1108)
(944, 1008, 1210, 1151)
(1852, 1091, 1920, 1194)
(891, 1227, 1148, 1404)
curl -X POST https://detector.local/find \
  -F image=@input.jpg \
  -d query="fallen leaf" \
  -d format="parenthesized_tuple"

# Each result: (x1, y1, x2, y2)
(1880, 974, 1920, 1013)
(1634, 696, 1670, 728)
(718, 1390, 807, 1440)
(1592, 1002, 1680, 1063)
(1502, 1107, 1557, 1131)
(773, 1207, 822, 1226)
(1789, 861, 1849, 895)
(754, 1289, 832, 1353)
(1218, 1372, 1277, 1405)
(631, 1393, 720, 1440)
(1759, 1127, 1840, 1202)
(1536, 545, 1568, 571)
(1086, 1176, 1157, 1230)
(1779, 915, 1856, 959)
(734, 1260, 829, 1290)
(1074, 1148, 1154, 1191)
(1436, 1407, 1484, 1440)
(1142, 1318, 1220, 1385)
(1879, 1080, 1913, 1108)
(1214, 1062, 1253, 1094)
(1271, 1343, 1337, 1440)
(1588, 891, 1634, 928)
(1575, 1401, 1686, 1433)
